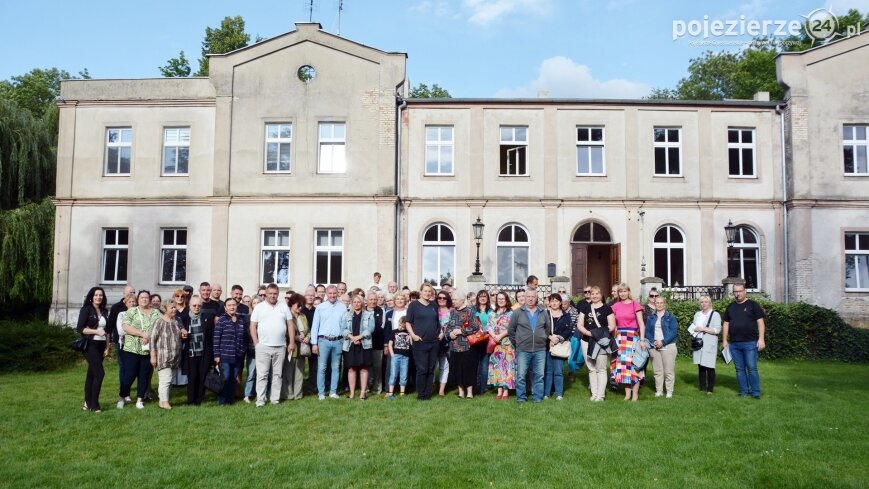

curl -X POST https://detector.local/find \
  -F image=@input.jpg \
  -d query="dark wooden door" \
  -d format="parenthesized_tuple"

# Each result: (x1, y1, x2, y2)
(571, 244, 588, 293)
(610, 243, 621, 287)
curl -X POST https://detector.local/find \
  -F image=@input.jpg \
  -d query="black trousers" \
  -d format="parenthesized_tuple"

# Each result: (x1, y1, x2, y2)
(120, 352, 152, 399)
(187, 355, 209, 404)
(411, 341, 439, 399)
(83, 340, 106, 410)
(307, 353, 319, 393)
(698, 365, 716, 392)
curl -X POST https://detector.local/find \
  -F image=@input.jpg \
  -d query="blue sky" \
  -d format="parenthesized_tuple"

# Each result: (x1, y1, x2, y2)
(1, 0, 867, 98)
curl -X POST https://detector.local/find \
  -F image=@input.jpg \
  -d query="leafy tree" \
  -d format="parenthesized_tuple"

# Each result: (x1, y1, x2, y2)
(669, 45, 783, 101)
(0, 68, 73, 118)
(159, 50, 192, 77)
(195, 16, 252, 77)
(0, 198, 54, 304)
(645, 87, 679, 100)
(409, 83, 451, 98)
(782, 8, 868, 52)
(0, 99, 57, 209)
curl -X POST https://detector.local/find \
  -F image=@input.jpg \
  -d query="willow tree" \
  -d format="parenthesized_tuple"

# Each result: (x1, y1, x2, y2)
(0, 198, 54, 303)
(0, 99, 57, 209)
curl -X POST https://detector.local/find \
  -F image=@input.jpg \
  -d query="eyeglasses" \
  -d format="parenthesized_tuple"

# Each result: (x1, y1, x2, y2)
(583, 290, 591, 294)
(649, 294, 659, 298)
(437, 296, 448, 300)
(258, 294, 266, 298)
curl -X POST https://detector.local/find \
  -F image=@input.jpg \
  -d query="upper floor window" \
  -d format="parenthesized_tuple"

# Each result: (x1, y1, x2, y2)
(728, 128, 756, 178)
(653, 127, 681, 176)
(845, 232, 869, 291)
(576, 127, 605, 175)
(314, 229, 343, 285)
(422, 223, 455, 287)
(265, 123, 292, 173)
(496, 224, 529, 285)
(318, 122, 346, 173)
(160, 228, 187, 284)
(262, 229, 291, 286)
(101, 228, 128, 284)
(654, 225, 685, 287)
(162, 127, 190, 176)
(105, 128, 132, 175)
(425, 125, 454, 175)
(843, 125, 868, 175)
(499, 126, 528, 176)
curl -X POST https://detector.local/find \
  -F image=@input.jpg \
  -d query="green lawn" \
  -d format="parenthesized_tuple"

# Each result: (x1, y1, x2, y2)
(0, 358, 867, 488)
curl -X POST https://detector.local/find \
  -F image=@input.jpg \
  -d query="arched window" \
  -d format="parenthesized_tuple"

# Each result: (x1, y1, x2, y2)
(654, 225, 685, 287)
(497, 224, 529, 284)
(573, 222, 611, 243)
(732, 225, 761, 290)
(422, 224, 455, 287)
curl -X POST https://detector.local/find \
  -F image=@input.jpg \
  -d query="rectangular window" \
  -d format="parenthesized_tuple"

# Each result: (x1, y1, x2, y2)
(728, 128, 756, 177)
(160, 228, 187, 284)
(843, 125, 868, 175)
(265, 123, 292, 172)
(318, 122, 346, 173)
(101, 228, 129, 283)
(425, 125, 454, 175)
(576, 127, 605, 175)
(499, 125, 528, 176)
(162, 127, 190, 176)
(653, 127, 681, 176)
(314, 229, 343, 284)
(262, 229, 290, 285)
(845, 232, 869, 291)
(105, 128, 132, 175)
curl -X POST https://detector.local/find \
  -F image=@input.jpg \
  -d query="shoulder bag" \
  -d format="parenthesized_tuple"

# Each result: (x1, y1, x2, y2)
(70, 336, 89, 353)
(467, 316, 490, 347)
(549, 313, 572, 359)
(691, 311, 714, 351)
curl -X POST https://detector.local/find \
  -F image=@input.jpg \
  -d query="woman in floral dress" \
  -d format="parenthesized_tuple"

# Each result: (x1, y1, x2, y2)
(487, 291, 515, 400)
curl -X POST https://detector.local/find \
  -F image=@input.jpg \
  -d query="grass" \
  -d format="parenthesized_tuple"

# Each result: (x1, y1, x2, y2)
(0, 358, 867, 488)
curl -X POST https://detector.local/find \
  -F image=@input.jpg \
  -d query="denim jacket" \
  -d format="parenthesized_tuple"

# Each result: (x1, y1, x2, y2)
(645, 310, 678, 346)
(341, 309, 375, 352)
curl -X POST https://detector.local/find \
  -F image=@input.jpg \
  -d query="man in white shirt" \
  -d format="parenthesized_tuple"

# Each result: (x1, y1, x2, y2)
(250, 283, 295, 407)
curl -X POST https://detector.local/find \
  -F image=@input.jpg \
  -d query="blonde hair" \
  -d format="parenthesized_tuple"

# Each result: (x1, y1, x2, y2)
(616, 283, 633, 300)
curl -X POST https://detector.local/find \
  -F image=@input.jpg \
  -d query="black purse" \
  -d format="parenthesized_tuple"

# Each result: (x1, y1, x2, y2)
(71, 336, 89, 352)
(204, 366, 225, 393)
(691, 311, 715, 351)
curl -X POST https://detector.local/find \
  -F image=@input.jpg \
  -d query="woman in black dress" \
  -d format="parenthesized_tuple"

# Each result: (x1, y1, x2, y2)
(341, 294, 375, 400)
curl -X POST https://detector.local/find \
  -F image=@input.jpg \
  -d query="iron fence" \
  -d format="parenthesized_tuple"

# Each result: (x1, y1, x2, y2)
(661, 285, 725, 301)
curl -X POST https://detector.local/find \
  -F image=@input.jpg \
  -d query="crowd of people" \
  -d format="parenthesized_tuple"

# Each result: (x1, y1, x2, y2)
(74, 273, 766, 412)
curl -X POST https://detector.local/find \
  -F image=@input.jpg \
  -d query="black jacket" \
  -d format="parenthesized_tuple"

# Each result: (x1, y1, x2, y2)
(76, 304, 108, 340)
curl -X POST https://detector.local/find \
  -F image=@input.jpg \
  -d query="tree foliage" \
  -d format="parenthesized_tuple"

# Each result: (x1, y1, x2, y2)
(782, 8, 868, 52)
(0, 67, 89, 118)
(0, 99, 57, 209)
(0, 198, 54, 304)
(645, 87, 679, 100)
(159, 50, 192, 77)
(409, 83, 451, 98)
(195, 15, 252, 77)
(674, 45, 783, 100)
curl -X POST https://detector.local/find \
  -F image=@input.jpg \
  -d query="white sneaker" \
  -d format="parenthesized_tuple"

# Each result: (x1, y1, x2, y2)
(116, 400, 125, 409)
(556, 396, 563, 401)
(328, 393, 340, 399)
(243, 396, 250, 404)
(255, 401, 265, 407)
(666, 393, 673, 399)
(655, 392, 664, 397)
(318, 395, 326, 400)
(135, 401, 144, 409)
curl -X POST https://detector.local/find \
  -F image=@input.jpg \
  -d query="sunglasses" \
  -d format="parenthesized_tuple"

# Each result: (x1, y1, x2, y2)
(583, 291, 591, 294)
(437, 296, 448, 300)
(258, 294, 266, 298)
(649, 294, 659, 298)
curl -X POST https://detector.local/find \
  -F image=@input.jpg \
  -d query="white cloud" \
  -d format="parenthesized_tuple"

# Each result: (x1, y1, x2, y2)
(825, 0, 869, 13)
(463, 0, 552, 26)
(494, 56, 651, 99)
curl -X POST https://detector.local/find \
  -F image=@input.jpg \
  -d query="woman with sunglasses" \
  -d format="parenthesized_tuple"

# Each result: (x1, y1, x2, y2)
(435, 291, 453, 397)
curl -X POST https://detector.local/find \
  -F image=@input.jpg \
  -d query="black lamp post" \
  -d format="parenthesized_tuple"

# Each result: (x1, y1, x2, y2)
(725, 220, 738, 278)
(472, 217, 485, 276)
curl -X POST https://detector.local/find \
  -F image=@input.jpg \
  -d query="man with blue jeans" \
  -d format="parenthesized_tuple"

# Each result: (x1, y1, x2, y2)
(722, 284, 766, 399)
(311, 285, 346, 400)
(508, 289, 549, 403)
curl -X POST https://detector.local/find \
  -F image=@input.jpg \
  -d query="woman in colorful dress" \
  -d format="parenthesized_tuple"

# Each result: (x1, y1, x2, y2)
(487, 291, 515, 400)
(446, 293, 478, 398)
(609, 283, 647, 401)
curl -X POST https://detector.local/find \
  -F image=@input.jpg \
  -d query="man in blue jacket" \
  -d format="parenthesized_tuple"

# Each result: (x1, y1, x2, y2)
(508, 289, 549, 403)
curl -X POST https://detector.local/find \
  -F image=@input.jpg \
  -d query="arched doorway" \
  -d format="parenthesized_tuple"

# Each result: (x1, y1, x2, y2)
(571, 221, 620, 297)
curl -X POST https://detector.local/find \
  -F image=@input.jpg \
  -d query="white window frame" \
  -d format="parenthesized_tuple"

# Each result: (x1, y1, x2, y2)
(101, 228, 129, 284)
(496, 224, 530, 285)
(314, 228, 343, 285)
(162, 127, 190, 176)
(653, 225, 686, 287)
(104, 127, 132, 176)
(424, 125, 454, 176)
(264, 123, 292, 173)
(727, 127, 756, 178)
(653, 127, 682, 177)
(159, 228, 187, 285)
(422, 223, 456, 287)
(318, 122, 346, 174)
(499, 125, 529, 176)
(261, 229, 291, 286)
(843, 124, 869, 176)
(732, 225, 761, 291)
(845, 232, 869, 291)
(576, 126, 606, 176)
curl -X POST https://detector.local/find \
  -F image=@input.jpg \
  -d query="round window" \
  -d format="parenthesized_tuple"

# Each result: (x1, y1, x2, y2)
(297, 65, 316, 83)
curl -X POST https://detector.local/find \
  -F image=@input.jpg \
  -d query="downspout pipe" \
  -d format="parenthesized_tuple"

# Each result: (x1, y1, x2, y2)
(394, 87, 407, 286)
(776, 103, 789, 303)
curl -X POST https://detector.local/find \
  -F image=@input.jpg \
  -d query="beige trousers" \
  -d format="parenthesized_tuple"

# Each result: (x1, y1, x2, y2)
(157, 368, 173, 402)
(586, 353, 609, 400)
(281, 355, 305, 400)
(649, 345, 678, 395)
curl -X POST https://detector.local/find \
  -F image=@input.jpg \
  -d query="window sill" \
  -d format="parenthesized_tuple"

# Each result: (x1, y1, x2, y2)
(263, 172, 294, 176)
(844, 289, 869, 294)
(161, 174, 191, 178)
(652, 174, 685, 179)
(728, 175, 758, 180)
(497, 174, 531, 178)
(843, 173, 869, 177)
(423, 174, 456, 179)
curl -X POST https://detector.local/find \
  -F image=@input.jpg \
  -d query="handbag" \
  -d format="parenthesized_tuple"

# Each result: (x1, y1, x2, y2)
(299, 342, 312, 357)
(632, 343, 650, 370)
(71, 336, 89, 352)
(486, 336, 497, 355)
(692, 311, 715, 351)
(204, 366, 225, 393)
(549, 312, 572, 359)
(467, 317, 490, 347)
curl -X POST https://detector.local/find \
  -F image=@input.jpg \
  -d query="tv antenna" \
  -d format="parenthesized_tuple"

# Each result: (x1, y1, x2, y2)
(337, 0, 344, 36)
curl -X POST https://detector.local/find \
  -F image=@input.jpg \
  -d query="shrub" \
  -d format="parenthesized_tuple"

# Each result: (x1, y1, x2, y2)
(0, 320, 81, 372)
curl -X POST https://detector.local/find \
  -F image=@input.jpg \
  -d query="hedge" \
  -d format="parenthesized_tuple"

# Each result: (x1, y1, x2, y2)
(0, 320, 81, 372)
